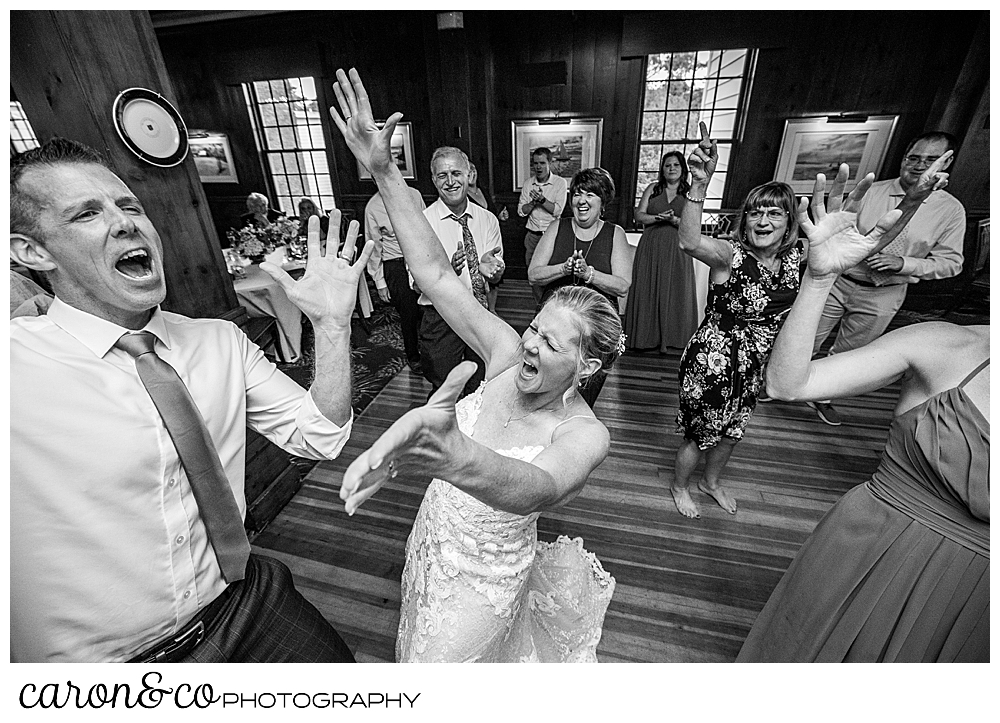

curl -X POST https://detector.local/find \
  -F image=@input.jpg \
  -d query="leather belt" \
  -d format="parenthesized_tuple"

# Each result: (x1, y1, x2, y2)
(843, 275, 880, 288)
(126, 586, 233, 663)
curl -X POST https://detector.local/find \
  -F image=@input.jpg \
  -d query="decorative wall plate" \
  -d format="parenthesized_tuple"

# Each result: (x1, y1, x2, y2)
(112, 88, 189, 167)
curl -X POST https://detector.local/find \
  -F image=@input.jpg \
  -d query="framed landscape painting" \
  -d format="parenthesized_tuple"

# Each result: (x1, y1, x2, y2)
(511, 118, 603, 190)
(189, 131, 238, 183)
(774, 115, 898, 193)
(358, 121, 415, 180)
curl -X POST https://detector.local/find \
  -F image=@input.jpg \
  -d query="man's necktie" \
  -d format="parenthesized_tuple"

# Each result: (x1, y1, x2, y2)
(865, 223, 908, 286)
(116, 332, 250, 582)
(451, 214, 490, 309)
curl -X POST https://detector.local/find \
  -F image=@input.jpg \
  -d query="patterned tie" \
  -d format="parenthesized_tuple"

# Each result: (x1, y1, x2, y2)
(116, 332, 250, 582)
(865, 223, 908, 286)
(451, 214, 490, 309)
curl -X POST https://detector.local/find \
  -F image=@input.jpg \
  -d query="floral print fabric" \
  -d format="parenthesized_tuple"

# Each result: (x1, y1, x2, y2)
(676, 237, 801, 449)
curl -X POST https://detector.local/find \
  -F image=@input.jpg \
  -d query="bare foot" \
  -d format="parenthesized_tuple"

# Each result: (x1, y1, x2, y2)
(698, 481, 737, 514)
(670, 486, 701, 518)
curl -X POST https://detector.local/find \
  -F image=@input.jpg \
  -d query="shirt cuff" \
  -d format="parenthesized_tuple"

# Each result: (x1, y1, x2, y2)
(295, 389, 353, 459)
(897, 256, 916, 276)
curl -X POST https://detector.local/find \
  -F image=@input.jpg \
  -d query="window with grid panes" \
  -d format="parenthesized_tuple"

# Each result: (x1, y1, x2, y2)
(636, 49, 751, 216)
(10, 101, 40, 156)
(243, 77, 335, 215)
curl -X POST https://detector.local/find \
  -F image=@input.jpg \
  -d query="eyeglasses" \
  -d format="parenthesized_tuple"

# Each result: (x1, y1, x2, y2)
(747, 209, 787, 222)
(902, 154, 941, 166)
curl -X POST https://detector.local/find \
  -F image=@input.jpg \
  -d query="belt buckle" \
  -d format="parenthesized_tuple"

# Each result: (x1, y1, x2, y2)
(143, 620, 205, 663)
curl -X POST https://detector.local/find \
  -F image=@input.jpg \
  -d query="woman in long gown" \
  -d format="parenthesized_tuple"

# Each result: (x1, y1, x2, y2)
(670, 124, 803, 518)
(625, 151, 699, 352)
(331, 69, 618, 663)
(737, 155, 988, 662)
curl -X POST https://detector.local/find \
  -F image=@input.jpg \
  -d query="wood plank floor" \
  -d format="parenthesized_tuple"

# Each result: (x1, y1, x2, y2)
(252, 279, 901, 663)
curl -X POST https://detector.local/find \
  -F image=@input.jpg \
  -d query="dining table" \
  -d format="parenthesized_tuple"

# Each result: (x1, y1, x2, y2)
(230, 245, 374, 363)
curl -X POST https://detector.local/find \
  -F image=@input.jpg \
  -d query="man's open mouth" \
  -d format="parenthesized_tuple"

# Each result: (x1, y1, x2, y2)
(115, 249, 153, 279)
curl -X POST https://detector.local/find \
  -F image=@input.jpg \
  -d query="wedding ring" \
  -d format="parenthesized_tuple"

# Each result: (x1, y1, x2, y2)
(387, 459, 398, 479)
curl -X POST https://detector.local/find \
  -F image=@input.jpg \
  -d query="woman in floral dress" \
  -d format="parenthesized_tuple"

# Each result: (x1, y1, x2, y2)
(670, 123, 803, 518)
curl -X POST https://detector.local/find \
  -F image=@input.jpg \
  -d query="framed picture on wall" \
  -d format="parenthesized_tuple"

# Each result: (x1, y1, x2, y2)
(511, 118, 603, 191)
(358, 121, 415, 180)
(774, 115, 898, 193)
(189, 130, 239, 183)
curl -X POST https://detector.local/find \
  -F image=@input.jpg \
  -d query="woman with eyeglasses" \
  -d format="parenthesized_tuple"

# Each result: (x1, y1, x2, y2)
(669, 123, 804, 519)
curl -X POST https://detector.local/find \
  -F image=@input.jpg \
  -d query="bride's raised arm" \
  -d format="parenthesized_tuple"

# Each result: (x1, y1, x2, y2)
(329, 68, 519, 371)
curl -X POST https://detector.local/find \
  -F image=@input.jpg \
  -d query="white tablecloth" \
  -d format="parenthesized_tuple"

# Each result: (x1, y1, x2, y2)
(234, 264, 303, 362)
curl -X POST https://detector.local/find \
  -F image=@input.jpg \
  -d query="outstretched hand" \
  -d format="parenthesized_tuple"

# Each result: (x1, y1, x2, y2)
(340, 361, 478, 515)
(260, 213, 374, 328)
(687, 121, 718, 186)
(329, 68, 402, 179)
(797, 164, 897, 281)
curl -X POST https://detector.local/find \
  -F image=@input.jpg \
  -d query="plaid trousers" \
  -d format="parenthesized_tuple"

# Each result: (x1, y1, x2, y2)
(181, 553, 355, 663)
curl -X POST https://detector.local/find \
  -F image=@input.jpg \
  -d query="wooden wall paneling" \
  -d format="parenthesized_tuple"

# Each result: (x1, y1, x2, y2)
(11, 10, 237, 319)
(570, 12, 598, 112)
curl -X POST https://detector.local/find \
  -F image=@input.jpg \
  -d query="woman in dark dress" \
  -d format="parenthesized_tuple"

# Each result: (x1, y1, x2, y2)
(528, 167, 631, 407)
(625, 151, 699, 352)
(671, 124, 803, 519)
(737, 156, 987, 662)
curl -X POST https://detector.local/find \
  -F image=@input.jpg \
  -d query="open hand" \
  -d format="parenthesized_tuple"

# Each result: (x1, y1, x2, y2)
(340, 361, 477, 514)
(377, 286, 391, 303)
(687, 121, 718, 186)
(329, 68, 402, 179)
(561, 255, 576, 276)
(260, 213, 374, 327)
(797, 164, 899, 281)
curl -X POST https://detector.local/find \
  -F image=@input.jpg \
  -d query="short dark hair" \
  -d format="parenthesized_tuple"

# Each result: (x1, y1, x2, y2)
(11, 138, 109, 238)
(531, 147, 552, 162)
(734, 181, 800, 257)
(569, 167, 616, 209)
(904, 131, 957, 156)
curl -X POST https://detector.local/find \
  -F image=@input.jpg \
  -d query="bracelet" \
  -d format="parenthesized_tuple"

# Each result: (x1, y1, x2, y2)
(684, 190, 707, 203)
(586, 266, 595, 284)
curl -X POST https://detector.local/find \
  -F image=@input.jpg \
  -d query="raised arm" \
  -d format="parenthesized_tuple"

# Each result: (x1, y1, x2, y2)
(260, 212, 374, 426)
(340, 363, 610, 516)
(766, 157, 954, 407)
(329, 69, 520, 369)
(678, 122, 732, 273)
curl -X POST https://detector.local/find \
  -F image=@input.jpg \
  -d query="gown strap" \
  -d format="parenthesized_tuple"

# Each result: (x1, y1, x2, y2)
(549, 414, 599, 443)
(958, 358, 990, 389)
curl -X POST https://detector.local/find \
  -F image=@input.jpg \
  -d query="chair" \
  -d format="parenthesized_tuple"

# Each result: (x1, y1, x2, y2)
(228, 306, 280, 358)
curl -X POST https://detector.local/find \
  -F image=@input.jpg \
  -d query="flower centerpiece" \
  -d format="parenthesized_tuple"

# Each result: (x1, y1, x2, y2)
(227, 217, 300, 264)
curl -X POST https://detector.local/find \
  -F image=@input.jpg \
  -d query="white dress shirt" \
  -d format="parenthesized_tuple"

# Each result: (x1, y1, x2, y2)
(10, 298, 352, 662)
(416, 198, 503, 307)
(517, 173, 568, 232)
(850, 178, 965, 284)
(364, 187, 426, 290)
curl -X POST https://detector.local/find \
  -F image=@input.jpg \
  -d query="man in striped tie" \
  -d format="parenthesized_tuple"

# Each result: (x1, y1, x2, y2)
(806, 132, 965, 426)
(10, 138, 370, 662)
(417, 146, 505, 397)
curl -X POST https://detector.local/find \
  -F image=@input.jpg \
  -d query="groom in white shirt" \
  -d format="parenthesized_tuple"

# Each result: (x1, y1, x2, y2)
(10, 138, 371, 662)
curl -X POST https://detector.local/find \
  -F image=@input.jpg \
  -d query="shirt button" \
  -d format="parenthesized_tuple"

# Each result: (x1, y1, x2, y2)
(183, 590, 192, 599)
(175, 535, 185, 545)
(168, 478, 176, 487)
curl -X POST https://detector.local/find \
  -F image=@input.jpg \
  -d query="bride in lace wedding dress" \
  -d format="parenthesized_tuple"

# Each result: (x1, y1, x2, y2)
(332, 69, 618, 662)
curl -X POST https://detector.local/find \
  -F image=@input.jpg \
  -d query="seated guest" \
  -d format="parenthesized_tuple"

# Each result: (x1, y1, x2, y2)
(10, 138, 373, 662)
(737, 156, 987, 662)
(297, 197, 330, 241)
(240, 191, 284, 228)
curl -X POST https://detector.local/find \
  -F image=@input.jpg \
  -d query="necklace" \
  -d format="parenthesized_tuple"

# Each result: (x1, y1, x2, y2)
(503, 396, 563, 428)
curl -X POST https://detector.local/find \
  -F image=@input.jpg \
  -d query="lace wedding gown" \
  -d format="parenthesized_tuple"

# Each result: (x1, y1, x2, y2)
(396, 380, 616, 662)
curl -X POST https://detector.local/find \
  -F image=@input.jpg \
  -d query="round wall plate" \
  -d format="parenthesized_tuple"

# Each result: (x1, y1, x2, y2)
(112, 88, 189, 167)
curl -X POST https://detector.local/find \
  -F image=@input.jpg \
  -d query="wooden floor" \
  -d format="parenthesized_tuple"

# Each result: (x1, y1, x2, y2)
(252, 279, 902, 663)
